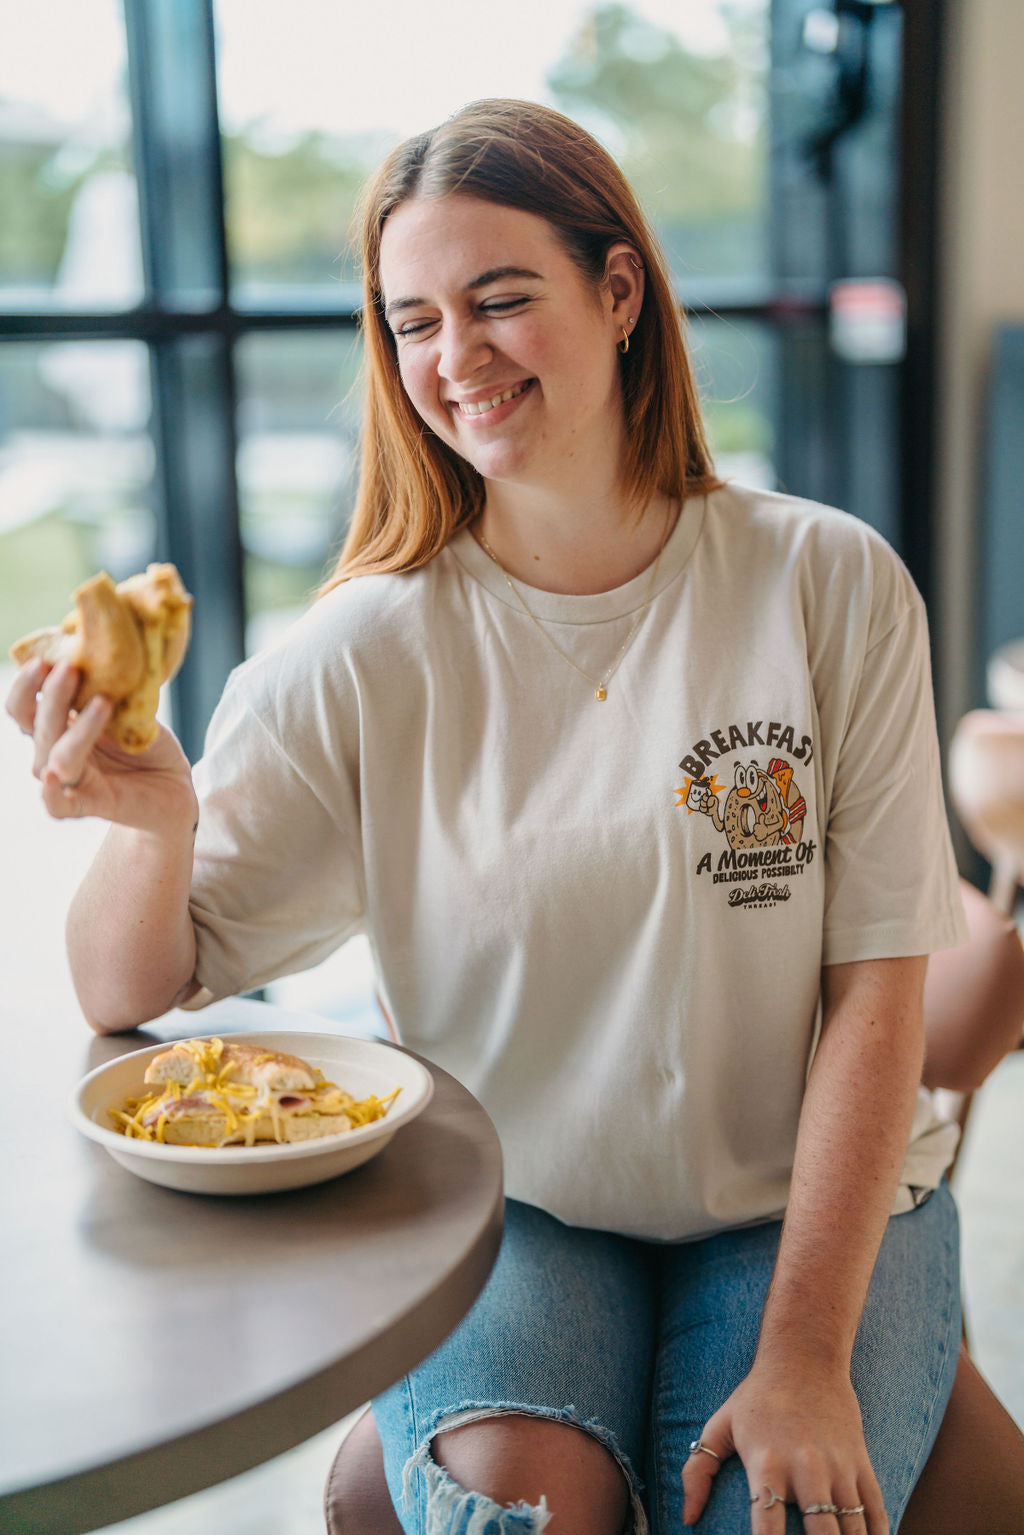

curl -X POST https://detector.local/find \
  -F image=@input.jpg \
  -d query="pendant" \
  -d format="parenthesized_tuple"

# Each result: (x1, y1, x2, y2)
(594, 686, 607, 701)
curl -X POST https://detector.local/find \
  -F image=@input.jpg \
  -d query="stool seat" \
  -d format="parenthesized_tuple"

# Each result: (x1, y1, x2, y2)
(324, 1406, 402, 1535)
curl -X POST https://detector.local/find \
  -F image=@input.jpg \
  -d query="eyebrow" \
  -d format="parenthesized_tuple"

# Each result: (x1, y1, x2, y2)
(384, 266, 543, 320)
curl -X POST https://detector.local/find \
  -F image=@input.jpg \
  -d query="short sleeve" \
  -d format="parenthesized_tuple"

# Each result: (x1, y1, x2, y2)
(186, 673, 365, 1003)
(822, 586, 966, 966)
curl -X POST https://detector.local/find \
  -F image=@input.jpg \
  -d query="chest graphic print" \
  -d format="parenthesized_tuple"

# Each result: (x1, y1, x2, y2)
(675, 720, 816, 909)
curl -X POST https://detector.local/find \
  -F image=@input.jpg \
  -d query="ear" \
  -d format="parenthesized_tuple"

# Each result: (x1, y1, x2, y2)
(604, 243, 645, 340)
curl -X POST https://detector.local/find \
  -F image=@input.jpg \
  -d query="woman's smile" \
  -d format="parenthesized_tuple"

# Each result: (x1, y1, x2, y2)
(451, 377, 536, 422)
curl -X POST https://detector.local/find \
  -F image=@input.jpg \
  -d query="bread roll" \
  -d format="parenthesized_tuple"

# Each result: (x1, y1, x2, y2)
(10, 563, 192, 752)
(145, 1041, 318, 1093)
(154, 1109, 355, 1147)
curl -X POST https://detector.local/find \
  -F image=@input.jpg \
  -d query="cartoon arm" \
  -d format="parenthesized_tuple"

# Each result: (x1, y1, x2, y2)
(699, 789, 725, 832)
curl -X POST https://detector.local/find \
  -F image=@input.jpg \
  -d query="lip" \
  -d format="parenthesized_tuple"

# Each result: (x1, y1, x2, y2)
(448, 378, 536, 424)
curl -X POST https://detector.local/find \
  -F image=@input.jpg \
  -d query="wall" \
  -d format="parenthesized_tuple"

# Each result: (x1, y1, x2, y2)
(936, 0, 1024, 744)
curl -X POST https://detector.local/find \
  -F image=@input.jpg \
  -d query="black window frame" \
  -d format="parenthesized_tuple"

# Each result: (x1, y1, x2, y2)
(0, 0, 948, 760)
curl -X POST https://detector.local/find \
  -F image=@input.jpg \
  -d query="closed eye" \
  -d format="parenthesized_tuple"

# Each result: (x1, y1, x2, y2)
(392, 316, 439, 339)
(479, 296, 531, 315)
(392, 296, 532, 338)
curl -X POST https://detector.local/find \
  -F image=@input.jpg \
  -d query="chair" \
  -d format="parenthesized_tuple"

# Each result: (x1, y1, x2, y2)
(325, 1405, 401, 1535)
(949, 709, 1024, 916)
(325, 881, 1024, 1535)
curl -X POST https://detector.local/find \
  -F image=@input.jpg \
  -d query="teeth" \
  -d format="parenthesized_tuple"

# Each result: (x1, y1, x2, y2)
(457, 380, 530, 416)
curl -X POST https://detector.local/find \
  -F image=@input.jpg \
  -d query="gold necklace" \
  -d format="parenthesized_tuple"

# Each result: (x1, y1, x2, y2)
(474, 506, 674, 702)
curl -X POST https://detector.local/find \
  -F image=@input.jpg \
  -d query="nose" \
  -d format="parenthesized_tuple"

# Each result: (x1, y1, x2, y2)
(436, 316, 492, 383)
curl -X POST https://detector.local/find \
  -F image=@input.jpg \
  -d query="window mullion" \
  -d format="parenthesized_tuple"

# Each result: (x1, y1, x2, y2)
(123, 0, 244, 761)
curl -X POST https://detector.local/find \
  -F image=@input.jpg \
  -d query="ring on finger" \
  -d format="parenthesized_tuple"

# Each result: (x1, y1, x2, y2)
(760, 1485, 786, 1509)
(688, 1439, 722, 1462)
(803, 1502, 865, 1518)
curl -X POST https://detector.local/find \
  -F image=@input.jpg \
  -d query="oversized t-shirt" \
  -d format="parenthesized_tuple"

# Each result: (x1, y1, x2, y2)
(186, 483, 967, 1241)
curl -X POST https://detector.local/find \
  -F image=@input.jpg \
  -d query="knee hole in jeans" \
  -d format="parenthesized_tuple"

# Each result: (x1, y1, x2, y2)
(403, 1407, 648, 1534)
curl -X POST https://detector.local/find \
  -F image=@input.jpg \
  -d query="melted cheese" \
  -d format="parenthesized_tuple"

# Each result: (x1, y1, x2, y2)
(111, 1042, 402, 1146)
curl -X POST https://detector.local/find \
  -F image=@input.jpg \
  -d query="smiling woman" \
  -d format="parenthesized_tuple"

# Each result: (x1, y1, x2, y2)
(379, 197, 641, 536)
(324, 98, 720, 589)
(4, 94, 985, 1535)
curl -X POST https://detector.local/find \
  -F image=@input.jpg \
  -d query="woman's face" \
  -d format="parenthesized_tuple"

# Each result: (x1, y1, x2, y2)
(378, 194, 634, 492)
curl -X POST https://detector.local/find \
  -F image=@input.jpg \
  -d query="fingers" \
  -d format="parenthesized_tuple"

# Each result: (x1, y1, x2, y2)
(746, 1476, 791, 1535)
(7, 658, 112, 797)
(37, 697, 112, 821)
(792, 1463, 885, 1535)
(742, 1474, 883, 1535)
(681, 1429, 730, 1527)
(31, 661, 87, 777)
(5, 656, 50, 735)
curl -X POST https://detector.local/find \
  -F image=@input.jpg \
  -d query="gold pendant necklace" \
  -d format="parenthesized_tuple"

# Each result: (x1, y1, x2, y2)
(474, 505, 674, 702)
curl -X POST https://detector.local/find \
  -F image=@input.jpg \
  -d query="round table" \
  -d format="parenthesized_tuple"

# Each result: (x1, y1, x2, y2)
(0, 997, 503, 1535)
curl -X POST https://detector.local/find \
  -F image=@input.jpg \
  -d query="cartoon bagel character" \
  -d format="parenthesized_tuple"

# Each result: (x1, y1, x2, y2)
(699, 759, 802, 850)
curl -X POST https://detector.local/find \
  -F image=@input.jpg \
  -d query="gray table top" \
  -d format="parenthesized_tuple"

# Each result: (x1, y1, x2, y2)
(0, 996, 504, 1535)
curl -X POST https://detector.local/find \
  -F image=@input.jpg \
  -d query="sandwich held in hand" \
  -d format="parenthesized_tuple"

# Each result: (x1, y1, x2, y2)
(10, 563, 192, 752)
(111, 1037, 401, 1148)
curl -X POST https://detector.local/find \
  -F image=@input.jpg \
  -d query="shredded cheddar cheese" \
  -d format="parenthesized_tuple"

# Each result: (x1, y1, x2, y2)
(110, 1042, 401, 1148)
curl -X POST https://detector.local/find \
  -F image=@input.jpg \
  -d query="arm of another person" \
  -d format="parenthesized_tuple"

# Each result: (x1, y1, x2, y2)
(682, 952, 928, 1533)
(7, 657, 201, 1031)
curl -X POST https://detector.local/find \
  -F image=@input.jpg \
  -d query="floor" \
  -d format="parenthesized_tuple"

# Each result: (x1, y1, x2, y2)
(2, 661, 1021, 1534)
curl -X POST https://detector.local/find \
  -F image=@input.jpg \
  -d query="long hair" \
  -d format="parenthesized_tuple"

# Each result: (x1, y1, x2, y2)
(320, 98, 721, 592)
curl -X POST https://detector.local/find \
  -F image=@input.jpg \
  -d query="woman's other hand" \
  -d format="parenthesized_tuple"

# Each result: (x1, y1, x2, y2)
(6, 656, 197, 832)
(681, 1359, 887, 1534)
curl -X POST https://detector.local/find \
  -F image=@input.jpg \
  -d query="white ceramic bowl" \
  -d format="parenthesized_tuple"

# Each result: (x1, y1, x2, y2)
(71, 1031, 433, 1195)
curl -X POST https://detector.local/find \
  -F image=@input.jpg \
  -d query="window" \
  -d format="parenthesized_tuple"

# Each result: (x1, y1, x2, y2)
(1, 0, 934, 764)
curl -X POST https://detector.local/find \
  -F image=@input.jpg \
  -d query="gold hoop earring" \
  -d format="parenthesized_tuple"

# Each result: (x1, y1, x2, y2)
(618, 318, 635, 355)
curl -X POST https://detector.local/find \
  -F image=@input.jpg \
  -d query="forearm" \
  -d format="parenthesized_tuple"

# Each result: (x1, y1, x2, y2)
(757, 956, 928, 1371)
(68, 809, 200, 1033)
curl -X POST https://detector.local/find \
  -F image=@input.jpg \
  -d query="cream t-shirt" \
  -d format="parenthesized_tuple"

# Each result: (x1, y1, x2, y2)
(187, 483, 967, 1240)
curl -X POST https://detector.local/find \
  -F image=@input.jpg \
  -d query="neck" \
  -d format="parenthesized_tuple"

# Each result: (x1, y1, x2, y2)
(476, 484, 676, 596)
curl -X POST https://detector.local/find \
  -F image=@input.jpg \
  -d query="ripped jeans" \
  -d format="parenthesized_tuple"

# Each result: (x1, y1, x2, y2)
(373, 1186, 961, 1534)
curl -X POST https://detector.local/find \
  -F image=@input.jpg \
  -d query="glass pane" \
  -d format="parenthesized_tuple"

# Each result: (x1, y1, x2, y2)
(688, 314, 776, 488)
(0, 342, 156, 657)
(234, 328, 363, 655)
(215, 0, 769, 304)
(0, 1, 143, 309)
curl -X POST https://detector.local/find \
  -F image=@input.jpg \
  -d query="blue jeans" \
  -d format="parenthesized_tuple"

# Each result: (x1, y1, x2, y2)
(374, 1185, 961, 1534)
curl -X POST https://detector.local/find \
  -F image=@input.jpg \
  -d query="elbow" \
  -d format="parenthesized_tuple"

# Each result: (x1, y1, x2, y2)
(75, 977, 202, 1036)
(84, 1011, 137, 1037)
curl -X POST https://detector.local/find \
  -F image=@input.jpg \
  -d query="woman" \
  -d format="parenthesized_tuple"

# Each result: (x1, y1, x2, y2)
(8, 101, 968, 1534)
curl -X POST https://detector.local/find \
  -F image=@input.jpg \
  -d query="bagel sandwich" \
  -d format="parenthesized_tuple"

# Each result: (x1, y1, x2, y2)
(10, 563, 192, 752)
(110, 1037, 400, 1148)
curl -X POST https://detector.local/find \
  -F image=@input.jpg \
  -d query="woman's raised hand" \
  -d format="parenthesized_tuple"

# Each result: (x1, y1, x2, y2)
(681, 1358, 888, 1535)
(6, 657, 198, 833)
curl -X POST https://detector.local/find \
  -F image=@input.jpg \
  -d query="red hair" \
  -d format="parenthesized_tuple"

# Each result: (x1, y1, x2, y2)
(321, 98, 720, 592)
